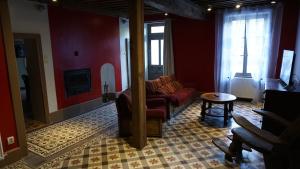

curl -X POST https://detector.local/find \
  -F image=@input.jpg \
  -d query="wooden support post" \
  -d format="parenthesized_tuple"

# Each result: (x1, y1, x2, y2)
(0, 0, 28, 166)
(128, 0, 147, 149)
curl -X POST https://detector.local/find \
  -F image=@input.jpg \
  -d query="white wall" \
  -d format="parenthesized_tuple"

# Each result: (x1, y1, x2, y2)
(294, 9, 300, 84)
(8, 0, 58, 113)
(119, 18, 130, 90)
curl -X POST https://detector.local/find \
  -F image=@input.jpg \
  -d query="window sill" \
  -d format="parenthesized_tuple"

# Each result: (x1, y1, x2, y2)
(234, 73, 252, 78)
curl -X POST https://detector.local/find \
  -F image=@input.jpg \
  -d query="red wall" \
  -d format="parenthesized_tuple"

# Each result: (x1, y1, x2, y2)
(276, 2, 300, 78)
(172, 14, 215, 92)
(145, 14, 215, 92)
(0, 23, 18, 151)
(48, 7, 122, 109)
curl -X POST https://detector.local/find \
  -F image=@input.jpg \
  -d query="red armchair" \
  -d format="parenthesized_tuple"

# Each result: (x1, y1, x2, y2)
(116, 89, 167, 137)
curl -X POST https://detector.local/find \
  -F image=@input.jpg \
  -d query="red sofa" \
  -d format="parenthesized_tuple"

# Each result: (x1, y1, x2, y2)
(116, 89, 167, 137)
(146, 75, 198, 118)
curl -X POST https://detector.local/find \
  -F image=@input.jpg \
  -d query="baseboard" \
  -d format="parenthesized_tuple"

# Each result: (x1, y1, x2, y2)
(236, 97, 253, 102)
(49, 97, 113, 124)
(0, 147, 27, 167)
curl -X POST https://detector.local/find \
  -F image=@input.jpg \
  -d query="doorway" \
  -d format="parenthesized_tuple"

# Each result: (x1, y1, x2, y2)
(147, 23, 165, 80)
(14, 33, 49, 132)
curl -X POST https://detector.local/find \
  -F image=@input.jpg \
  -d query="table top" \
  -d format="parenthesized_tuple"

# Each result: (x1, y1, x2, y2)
(201, 92, 237, 103)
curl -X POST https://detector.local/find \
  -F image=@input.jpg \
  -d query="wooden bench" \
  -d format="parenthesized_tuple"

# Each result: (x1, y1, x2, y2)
(213, 110, 300, 169)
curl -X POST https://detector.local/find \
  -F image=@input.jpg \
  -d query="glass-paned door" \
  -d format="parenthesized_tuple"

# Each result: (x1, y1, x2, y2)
(148, 23, 164, 80)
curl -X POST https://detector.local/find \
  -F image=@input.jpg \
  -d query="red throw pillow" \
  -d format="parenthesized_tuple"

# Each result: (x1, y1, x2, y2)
(153, 79, 162, 89)
(165, 83, 176, 94)
(160, 76, 173, 85)
(145, 79, 162, 94)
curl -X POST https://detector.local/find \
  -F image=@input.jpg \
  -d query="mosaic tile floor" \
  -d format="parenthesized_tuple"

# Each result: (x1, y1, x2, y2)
(3, 100, 265, 169)
(2, 160, 31, 169)
(27, 103, 117, 157)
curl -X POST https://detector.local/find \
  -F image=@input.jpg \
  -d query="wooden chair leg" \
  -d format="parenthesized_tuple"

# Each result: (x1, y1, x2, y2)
(147, 118, 163, 137)
(228, 134, 243, 163)
(201, 100, 207, 121)
(225, 154, 233, 162)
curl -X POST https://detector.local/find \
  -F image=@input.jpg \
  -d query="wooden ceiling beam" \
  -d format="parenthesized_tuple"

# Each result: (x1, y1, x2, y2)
(144, 0, 206, 20)
(28, 0, 128, 17)
(191, 0, 279, 9)
(64, 5, 128, 17)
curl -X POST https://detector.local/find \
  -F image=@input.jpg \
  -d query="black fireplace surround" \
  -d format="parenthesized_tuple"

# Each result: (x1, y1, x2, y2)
(64, 68, 91, 97)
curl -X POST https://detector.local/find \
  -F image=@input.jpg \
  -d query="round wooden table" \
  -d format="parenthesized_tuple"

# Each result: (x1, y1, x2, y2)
(200, 92, 237, 126)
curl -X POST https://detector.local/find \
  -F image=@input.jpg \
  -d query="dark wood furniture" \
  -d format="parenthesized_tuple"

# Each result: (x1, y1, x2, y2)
(200, 92, 237, 126)
(263, 79, 300, 135)
(213, 111, 300, 169)
(212, 79, 300, 168)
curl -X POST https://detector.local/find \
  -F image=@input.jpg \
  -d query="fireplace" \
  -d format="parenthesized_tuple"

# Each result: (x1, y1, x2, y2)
(64, 68, 91, 97)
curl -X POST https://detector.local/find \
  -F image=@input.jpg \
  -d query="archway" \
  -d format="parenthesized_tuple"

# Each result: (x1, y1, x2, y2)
(100, 63, 116, 94)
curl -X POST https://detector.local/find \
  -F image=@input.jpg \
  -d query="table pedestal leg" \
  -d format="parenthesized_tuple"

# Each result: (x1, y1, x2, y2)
(229, 102, 234, 112)
(201, 100, 207, 121)
(224, 103, 229, 126)
(208, 102, 212, 109)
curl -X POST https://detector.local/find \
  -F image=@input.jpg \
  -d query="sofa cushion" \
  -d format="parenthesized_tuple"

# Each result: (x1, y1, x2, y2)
(169, 88, 197, 107)
(157, 83, 176, 95)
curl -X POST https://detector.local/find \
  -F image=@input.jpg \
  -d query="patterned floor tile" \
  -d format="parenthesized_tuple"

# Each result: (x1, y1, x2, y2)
(27, 102, 117, 157)
(37, 100, 264, 169)
(1, 160, 31, 169)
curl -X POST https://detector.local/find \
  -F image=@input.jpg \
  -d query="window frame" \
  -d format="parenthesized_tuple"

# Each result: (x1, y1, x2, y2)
(147, 23, 165, 66)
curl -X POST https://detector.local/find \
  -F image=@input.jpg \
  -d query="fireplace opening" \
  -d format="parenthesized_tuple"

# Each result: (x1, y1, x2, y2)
(64, 68, 91, 97)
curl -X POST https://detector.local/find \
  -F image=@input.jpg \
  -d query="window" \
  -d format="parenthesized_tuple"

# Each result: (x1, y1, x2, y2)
(151, 26, 164, 33)
(226, 13, 270, 78)
(148, 24, 164, 66)
(216, 8, 277, 99)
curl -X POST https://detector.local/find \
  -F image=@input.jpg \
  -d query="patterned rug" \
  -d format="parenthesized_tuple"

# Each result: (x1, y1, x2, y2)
(36, 100, 265, 169)
(27, 103, 117, 157)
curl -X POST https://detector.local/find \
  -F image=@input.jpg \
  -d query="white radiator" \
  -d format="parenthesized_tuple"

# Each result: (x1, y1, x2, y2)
(230, 77, 258, 99)
(0, 134, 4, 160)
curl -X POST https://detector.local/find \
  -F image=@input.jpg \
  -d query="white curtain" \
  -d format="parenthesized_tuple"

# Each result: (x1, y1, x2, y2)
(163, 19, 175, 75)
(144, 23, 149, 80)
(215, 5, 283, 102)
